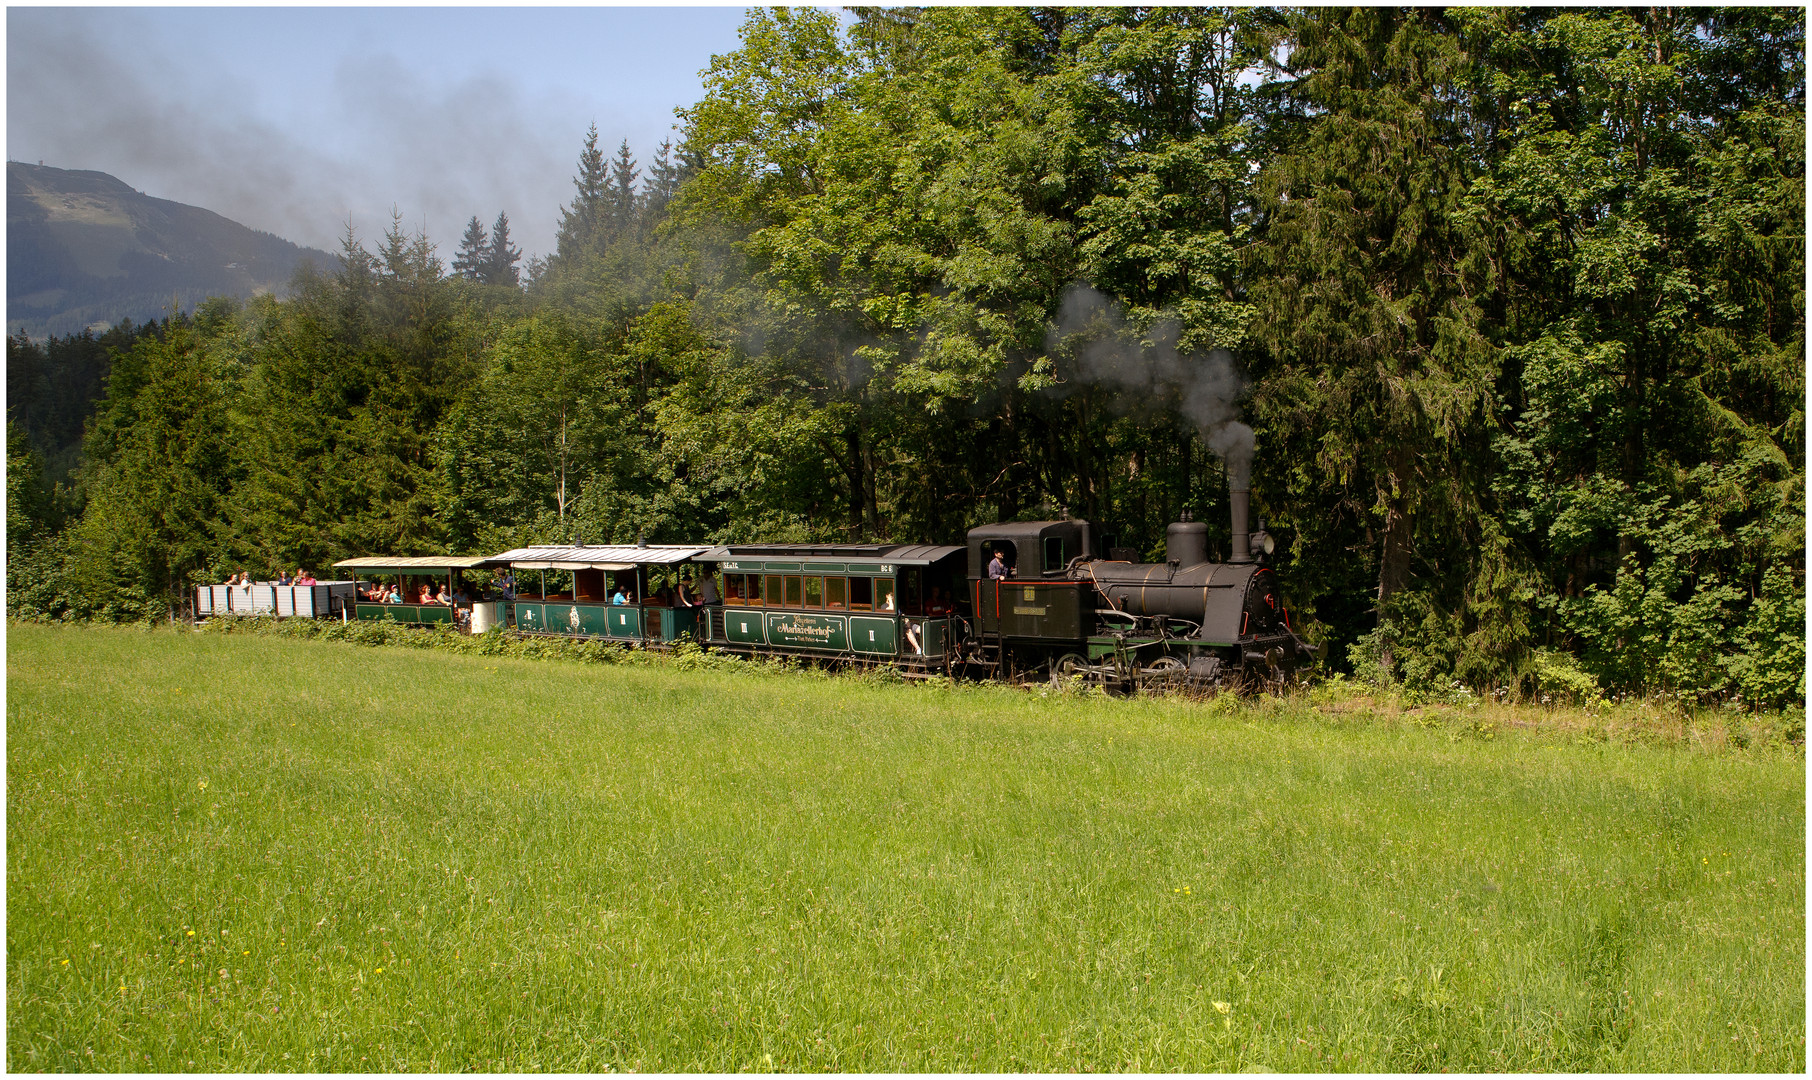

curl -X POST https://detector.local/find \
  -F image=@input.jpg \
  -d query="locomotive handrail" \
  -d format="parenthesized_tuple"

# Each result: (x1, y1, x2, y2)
(1076, 563, 1131, 617)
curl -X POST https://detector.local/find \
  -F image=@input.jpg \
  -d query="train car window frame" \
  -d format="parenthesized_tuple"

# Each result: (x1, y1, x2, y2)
(784, 575, 803, 608)
(899, 568, 923, 615)
(724, 573, 747, 604)
(1044, 536, 1065, 572)
(804, 576, 823, 609)
(765, 575, 783, 609)
(849, 576, 873, 611)
(825, 576, 846, 610)
(876, 576, 896, 611)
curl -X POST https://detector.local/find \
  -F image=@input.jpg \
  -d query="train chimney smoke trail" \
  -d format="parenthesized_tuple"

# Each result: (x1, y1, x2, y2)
(1049, 284, 1256, 492)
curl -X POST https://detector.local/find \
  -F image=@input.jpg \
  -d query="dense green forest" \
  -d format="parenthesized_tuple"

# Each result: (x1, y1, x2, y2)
(7, 7, 1804, 706)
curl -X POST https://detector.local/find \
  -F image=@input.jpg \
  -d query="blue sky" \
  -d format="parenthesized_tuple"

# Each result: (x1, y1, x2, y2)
(7, 6, 755, 260)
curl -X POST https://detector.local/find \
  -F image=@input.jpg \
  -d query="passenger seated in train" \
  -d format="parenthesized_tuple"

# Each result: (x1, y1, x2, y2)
(435, 584, 452, 606)
(926, 586, 952, 616)
(278, 569, 293, 585)
(296, 569, 317, 586)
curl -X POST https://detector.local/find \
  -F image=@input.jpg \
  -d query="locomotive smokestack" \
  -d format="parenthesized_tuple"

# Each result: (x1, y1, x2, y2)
(1228, 483, 1253, 564)
(1210, 413, 1256, 565)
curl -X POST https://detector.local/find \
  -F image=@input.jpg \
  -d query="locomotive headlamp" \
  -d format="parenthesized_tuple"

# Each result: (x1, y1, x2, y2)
(1249, 530, 1275, 556)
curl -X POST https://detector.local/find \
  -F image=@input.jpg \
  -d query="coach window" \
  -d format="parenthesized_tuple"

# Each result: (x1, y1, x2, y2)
(804, 576, 823, 609)
(876, 576, 896, 611)
(745, 574, 764, 606)
(784, 575, 803, 608)
(765, 575, 783, 609)
(849, 576, 873, 611)
(899, 568, 923, 615)
(825, 576, 846, 610)
(724, 574, 746, 604)
(1044, 536, 1065, 573)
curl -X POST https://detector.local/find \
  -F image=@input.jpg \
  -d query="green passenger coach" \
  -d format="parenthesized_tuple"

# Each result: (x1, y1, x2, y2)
(696, 542, 966, 667)
(333, 556, 491, 626)
(477, 544, 714, 645)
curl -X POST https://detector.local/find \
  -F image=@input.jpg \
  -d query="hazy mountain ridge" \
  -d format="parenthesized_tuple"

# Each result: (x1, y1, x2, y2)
(7, 161, 337, 339)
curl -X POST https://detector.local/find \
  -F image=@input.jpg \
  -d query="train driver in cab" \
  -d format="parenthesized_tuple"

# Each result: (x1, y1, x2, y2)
(988, 546, 1010, 580)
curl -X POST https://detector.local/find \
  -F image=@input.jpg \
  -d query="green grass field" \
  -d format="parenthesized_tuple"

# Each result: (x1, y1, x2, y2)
(8, 622, 1803, 1071)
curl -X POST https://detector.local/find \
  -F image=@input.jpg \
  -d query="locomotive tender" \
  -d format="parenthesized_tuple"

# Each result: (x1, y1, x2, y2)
(202, 480, 1313, 689)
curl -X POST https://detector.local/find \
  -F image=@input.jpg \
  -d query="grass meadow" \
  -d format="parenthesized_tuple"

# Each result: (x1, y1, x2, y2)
(7, 621, 1803, 1071)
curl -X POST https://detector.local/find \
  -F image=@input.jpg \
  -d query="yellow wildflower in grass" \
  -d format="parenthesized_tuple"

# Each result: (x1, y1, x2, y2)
(60, 959, 69, 966)
(197, 780, 207, 790)
(1213, 1001, 1231, 1014)
(187, 931, 196, 937)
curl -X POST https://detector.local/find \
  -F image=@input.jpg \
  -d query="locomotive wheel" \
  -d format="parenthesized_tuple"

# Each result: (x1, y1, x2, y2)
(1143, 656, 1185, 675)
(1052, 653, 1090, 682)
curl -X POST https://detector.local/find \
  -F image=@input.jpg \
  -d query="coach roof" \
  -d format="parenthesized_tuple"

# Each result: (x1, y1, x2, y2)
(479, 545, 713, 571)
(333, 555, 489, 574)
(697, 543, 963, 566)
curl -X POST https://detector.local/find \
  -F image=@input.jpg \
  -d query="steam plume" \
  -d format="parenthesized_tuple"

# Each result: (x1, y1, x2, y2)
(1048, 284, 1254, 487)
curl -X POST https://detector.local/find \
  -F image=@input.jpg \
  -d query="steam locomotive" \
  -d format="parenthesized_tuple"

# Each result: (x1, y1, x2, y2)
(198, 480, 1315, 690)
(958, 480, 1315, 688)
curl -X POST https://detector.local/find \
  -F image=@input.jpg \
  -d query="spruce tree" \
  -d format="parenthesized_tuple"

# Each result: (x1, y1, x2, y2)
(451, 215, 489, 281)
(643, 138, 678, 224)
(607, 139, 640, 236)
(554, 124, 609, 260)
(484, 211, 522, 288)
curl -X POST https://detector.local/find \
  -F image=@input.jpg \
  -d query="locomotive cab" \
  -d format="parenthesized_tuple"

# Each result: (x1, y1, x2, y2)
(966, 519, 1094, 580)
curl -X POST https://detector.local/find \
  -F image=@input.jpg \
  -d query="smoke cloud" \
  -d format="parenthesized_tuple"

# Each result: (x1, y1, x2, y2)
(6, 9, 661, 261)
(1048, 284, 1255, 488)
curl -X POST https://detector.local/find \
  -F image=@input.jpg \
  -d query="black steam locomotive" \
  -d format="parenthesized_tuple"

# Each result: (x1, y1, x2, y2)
(962, 481, 1315, 688)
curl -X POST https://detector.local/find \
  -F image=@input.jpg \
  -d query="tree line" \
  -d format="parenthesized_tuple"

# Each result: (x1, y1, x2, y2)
(7, 7, 1803, 706)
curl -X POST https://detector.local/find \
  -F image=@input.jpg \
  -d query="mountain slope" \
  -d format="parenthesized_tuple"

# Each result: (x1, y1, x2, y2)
(7, 161, 337, 339)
